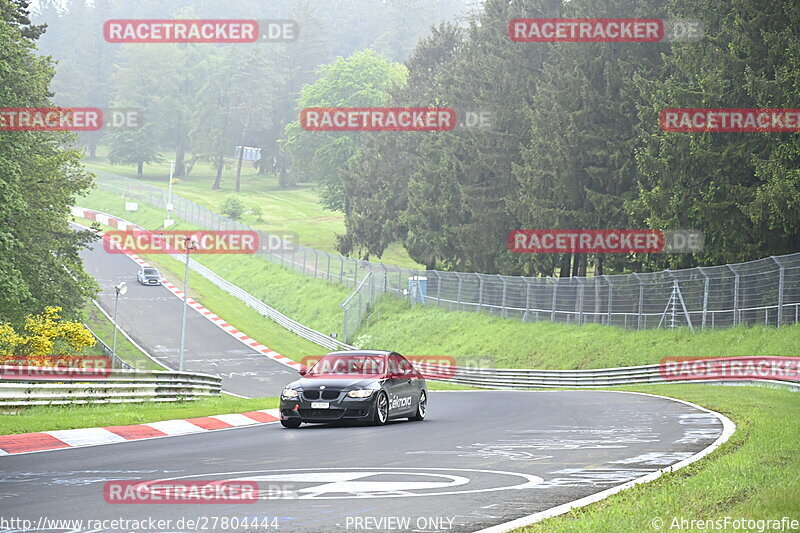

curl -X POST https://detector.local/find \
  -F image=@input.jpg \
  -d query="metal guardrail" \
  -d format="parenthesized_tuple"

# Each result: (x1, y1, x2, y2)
(423, 359, 800, 391)
(0, 366, 222, 406)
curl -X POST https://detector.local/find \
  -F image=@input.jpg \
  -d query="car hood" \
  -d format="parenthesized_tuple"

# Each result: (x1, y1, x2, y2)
(288, 376, 382, 390)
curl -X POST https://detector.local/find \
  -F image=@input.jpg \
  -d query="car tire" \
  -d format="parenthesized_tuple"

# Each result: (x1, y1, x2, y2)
(280, 419, 301, 429)
(409, 390, 426, 421)
(371, 391, 389, 426)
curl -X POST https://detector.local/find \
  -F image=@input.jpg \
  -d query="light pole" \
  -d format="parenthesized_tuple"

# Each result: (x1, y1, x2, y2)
(178, 235, 199, 371)
(112, 281, 128, 358)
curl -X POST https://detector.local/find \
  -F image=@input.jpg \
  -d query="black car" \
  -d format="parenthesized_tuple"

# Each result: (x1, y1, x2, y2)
(136, 266, 162, 285)
(279, 350, 427, 428)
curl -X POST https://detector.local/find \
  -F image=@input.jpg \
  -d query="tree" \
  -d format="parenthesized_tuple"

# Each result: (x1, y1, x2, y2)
(282, 49, 408, 210)
(106, 44, 170, 177)
(339, 23, 465, 263)
(0, 0, 97, 325)
(632, 0, 800, 268)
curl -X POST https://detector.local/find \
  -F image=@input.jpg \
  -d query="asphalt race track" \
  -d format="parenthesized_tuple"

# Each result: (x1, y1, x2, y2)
(0, 391, 726, 533)
(54, 230, 730, 532)
(79, 235, 295, 397)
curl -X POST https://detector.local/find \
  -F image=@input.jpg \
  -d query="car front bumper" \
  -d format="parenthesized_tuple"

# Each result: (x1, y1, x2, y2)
(279, 395, 378, 422)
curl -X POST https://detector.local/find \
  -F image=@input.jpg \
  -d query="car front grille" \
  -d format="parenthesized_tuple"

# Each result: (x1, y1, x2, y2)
(302, 390, 341, 400)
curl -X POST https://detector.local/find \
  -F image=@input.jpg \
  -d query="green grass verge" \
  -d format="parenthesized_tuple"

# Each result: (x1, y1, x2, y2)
(355, 298, 800, 369)
(75, 189, 800, 370)
(0, 396, 279, 436)
(82, 303, 163, 370)
(517, 384, 800, 532)
(83, 152, 422, 268)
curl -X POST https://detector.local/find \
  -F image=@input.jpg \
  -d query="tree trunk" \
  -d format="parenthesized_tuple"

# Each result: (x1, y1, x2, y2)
(559, 252, 571, 278)
(136, 161, 143, 179)
(89, 143, 97, 159)
(572, 253, 582, 277)
(212, 154, 223, 190)
(175, 138, 186, 178)
(595, 254, 604, 276)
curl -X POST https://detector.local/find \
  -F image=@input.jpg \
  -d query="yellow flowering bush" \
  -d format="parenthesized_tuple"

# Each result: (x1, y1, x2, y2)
(0, 307, 96, 366)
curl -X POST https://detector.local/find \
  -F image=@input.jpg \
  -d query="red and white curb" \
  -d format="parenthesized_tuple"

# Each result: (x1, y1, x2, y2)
(0, 408, 281, 456)
(71, 207, 303, 371)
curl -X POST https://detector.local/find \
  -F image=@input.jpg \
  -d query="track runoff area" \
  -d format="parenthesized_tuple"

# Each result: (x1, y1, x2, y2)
(0, 223, 736, 533)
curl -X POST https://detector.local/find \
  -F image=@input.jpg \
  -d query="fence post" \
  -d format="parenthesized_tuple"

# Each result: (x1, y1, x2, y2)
(433, 271, 442, 305)
(604, 275, 612, 325)
(455, 272, 463, 311)
(524, 278, 532, 322)
(354, 261, 359, 289)
(550, 277, 557, 321)
(633, 273, 643, 330)
(302, 248, 307, 276)
(772, 257, 784, 327)
(499, 275, 507, 318)
(342, 306, 348, 342)
(326, 252, 331, 282)
(727, 264, 739, 326)
(313, 250, 319, 278)
(477, 275, 484, 313)
(577, 278, 585, 325)
(340, 256, 345, 285)
(699, 267, 709, 329)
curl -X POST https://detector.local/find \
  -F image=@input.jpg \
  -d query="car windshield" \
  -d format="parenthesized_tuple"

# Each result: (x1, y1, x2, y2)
(307, 355, 386, 376)
(143, 268, 158, 275)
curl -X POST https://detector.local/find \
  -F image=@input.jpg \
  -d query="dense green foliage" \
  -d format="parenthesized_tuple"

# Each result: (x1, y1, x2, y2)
(0, 0, 96, 325)
(340, 0, 800, 275)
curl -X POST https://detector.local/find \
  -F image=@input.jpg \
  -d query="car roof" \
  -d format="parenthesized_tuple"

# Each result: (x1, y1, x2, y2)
(324, 350, 400, 356)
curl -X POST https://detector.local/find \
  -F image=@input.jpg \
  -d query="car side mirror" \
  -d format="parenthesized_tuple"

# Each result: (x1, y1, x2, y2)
(298, 368, 307, 376)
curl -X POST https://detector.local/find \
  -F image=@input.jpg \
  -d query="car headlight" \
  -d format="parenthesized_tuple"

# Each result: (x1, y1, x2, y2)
(346, 389, 374, 398)
(282, 388, 299, 399)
